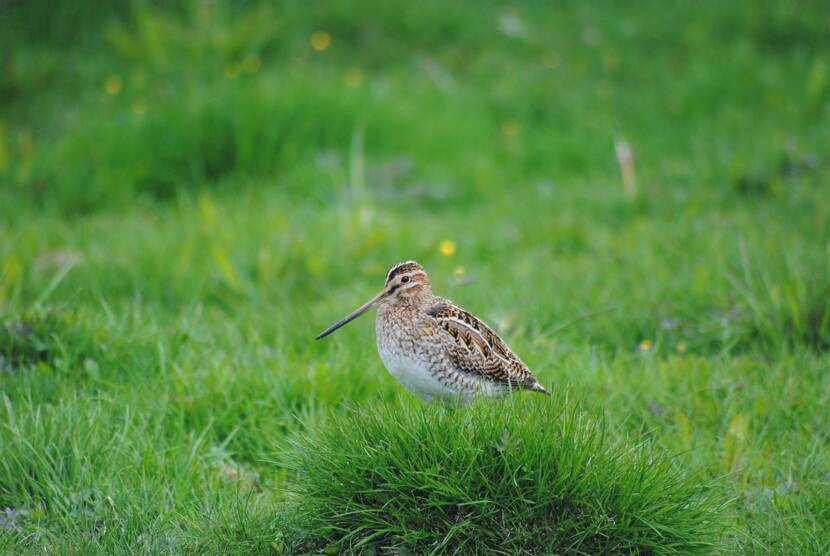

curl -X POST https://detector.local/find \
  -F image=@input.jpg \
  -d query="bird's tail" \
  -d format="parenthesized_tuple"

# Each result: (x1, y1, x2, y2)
(528, 381, 550, 396)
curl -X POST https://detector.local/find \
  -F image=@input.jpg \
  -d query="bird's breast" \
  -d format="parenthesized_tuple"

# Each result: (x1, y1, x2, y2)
(375, 306, 456, 401)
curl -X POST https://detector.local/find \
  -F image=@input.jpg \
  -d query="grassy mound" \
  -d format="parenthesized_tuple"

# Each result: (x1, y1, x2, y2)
(281, 396, 723, 555)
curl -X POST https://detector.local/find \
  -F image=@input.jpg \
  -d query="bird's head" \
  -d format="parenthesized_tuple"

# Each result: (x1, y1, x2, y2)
(315, 260, 431, 340)
(382, 260, 432, 301)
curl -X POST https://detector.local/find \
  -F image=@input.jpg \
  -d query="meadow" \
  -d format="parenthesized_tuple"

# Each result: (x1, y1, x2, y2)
(1, 1, 829, 553)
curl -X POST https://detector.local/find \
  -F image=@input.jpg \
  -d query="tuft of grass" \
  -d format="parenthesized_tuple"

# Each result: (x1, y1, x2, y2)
(281, 395, 725, 555)
(727, 245, 830, 352)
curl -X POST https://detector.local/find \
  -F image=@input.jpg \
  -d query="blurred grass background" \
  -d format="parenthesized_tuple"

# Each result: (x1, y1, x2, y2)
(1, 0, 829, 553)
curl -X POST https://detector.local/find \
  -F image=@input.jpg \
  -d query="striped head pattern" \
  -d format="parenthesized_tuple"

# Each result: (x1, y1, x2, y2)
(383, 261, 432, 300)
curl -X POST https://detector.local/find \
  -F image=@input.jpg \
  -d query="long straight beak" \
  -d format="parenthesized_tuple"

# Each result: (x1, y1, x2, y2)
(315, 290, 386, 340)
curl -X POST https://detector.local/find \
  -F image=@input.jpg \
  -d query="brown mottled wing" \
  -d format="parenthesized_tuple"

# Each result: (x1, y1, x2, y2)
(426, 301, 540, 391)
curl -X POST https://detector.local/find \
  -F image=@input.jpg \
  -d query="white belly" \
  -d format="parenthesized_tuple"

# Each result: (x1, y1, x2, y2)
(379, 351, 456, 402)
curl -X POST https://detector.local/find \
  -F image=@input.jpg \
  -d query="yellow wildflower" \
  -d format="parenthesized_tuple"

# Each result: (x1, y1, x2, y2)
(439, 240, 456, 257)
(224, 63, 241, 80)
(104, 75, 123, 96)
(310, 31, 331, 52)
(243, 56, 261, 74)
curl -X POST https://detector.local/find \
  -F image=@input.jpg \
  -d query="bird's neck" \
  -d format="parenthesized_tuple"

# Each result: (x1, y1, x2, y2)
(391, 290, 436, 308)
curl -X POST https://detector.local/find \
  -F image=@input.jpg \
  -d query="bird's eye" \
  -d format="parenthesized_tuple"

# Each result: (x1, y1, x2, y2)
(401, 276, 410, 283)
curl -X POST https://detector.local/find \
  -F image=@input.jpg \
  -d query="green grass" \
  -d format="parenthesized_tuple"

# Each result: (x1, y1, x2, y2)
(1, 0, 829, 553)
(282, 397, 723, 555)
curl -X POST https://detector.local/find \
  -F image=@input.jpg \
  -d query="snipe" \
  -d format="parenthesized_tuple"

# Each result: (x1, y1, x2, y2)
(316, 261, 548, 403)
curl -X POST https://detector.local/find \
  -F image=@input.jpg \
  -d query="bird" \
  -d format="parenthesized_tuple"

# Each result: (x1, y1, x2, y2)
(316, 260, 548, 403)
